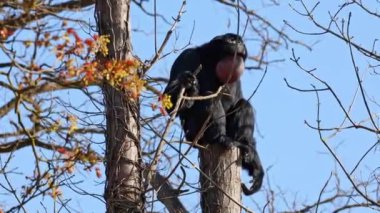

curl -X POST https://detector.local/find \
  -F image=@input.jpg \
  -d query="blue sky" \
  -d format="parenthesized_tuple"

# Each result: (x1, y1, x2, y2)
(133, 1, 380, 212)
(2, 0, 380, 212)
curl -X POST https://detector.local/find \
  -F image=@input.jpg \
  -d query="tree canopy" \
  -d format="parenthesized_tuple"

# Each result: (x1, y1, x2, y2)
(1, 0, 380, 212)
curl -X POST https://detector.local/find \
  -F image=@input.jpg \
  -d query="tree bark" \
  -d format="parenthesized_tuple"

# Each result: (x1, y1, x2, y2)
(200, 145, 242, 213)
(96, 0, 144, 212)
(144, 169, 188, 213)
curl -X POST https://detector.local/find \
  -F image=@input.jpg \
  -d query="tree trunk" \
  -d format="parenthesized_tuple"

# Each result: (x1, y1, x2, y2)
(96, 1, 144, 212)
(200, 145, 242, 213)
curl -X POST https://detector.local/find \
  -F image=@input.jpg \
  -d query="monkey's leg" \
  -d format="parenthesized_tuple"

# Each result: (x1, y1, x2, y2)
(226, 99, 264, 195)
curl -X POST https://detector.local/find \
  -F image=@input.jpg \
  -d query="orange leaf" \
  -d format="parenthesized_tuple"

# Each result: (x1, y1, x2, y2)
(95, 167, 102, 178)
(159, 106, 167, 116)
(66, 28, 75, 34)
(84, 38, 94, 46)
(57, 147, 66, 154)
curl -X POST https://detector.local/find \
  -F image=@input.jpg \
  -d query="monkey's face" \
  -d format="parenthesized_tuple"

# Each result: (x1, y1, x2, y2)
(208, 33, 247, 83)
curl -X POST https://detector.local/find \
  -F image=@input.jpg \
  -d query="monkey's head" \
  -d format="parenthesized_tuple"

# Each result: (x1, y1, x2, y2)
(202, 33, 247, 84)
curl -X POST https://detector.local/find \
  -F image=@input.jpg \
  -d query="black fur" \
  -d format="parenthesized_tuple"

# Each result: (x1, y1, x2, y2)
(164, 33, 264, 195)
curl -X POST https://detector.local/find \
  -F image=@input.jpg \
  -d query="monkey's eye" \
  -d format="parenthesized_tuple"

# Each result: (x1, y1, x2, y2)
(226, 37, 236, 44)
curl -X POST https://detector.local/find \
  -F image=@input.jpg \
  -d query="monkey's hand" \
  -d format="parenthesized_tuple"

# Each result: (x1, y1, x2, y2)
(179, 71, 198, 92)
(242, 165, 264, 195)
(241, 146, 264, 195)
(175, 71, 199, 110)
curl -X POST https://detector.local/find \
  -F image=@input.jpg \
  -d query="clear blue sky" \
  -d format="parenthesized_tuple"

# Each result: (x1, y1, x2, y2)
(137, 1, 380, 212)
(2, 1, 380, 212)
(134, 1, 380, 212)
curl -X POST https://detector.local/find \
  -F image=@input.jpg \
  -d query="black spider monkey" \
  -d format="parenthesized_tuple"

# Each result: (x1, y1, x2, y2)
(164, 33, 264, 195)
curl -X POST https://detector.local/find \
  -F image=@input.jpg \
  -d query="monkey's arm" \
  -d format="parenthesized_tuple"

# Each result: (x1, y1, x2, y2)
(164, 48, 201, 114)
